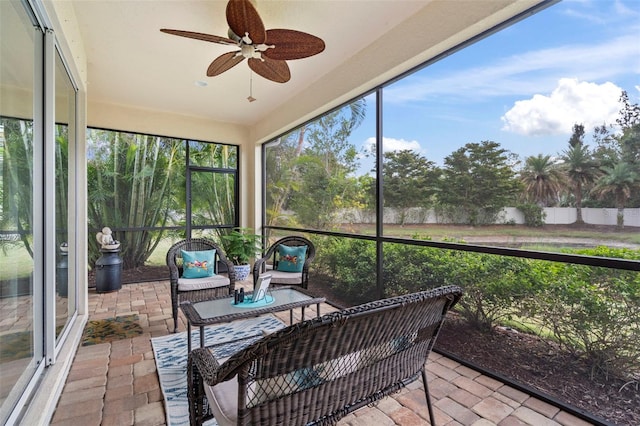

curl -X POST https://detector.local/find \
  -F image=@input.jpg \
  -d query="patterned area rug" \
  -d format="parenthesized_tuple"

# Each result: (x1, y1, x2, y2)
(81, 315, 143, 346)
(151, 315, 286, 426)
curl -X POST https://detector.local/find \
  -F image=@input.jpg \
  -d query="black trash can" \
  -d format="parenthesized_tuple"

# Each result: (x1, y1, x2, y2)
(56, 248, 69, 298)
(95, 248, 123, 293)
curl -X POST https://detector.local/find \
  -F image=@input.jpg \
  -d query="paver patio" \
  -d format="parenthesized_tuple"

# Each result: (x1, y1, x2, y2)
(49, 280, 592, 426)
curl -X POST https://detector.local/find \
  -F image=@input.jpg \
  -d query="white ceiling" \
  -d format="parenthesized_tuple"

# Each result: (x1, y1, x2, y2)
(66, 0, 548, 132)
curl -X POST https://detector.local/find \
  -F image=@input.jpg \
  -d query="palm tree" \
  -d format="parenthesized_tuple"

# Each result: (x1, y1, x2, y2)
(264, 97, 367, 230)
(87, 130, 182, 268)
(591, 162, 639, 229)
(1, 118, 34, 257)
(520, 154, 563, 206)
(560, 144, 600, 225)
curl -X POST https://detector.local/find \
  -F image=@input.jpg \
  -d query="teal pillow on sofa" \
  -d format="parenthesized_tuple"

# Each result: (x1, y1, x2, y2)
(181, 249, 216, 278)
(276, 245, 307, 273)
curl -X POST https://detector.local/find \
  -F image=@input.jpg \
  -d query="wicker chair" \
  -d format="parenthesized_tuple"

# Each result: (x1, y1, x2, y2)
(188, 285, 463, 426)
(166, 238, 236, 332)
(252, 236, 315, 290)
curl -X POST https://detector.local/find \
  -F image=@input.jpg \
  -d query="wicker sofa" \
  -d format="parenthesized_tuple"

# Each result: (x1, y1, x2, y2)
(187, 285, 463, 426)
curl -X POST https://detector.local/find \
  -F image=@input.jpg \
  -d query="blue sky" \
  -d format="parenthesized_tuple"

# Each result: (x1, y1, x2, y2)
(351, 0, 640, 174)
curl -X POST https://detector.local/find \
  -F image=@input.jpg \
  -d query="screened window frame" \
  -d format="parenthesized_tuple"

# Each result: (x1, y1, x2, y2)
(85, 126, 241, 239)
(260, 0, 639, 275)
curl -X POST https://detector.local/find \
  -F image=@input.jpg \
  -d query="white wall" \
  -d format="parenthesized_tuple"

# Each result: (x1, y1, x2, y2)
(336, 207, 640, 227)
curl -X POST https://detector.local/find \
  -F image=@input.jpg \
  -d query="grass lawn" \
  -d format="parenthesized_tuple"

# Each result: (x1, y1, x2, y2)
(345, 223, 640, 246)
(3, 224, 638, 281)
(0, 245, 34, 281)
(146, 237, 180, 266)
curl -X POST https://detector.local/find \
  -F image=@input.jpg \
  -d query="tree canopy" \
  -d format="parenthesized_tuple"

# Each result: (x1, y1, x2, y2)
(382, 150, 439, 225)
(438, 141, 521, 225)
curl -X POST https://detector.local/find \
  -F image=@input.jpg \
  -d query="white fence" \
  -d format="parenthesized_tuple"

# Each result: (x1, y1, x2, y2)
(508, 207, 640, 227)
(336, 207, 640, 227)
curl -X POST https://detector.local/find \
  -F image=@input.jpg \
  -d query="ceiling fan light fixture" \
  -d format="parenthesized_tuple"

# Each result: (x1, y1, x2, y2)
(160, 0, 325, 85)
(241, 43, 261, 59)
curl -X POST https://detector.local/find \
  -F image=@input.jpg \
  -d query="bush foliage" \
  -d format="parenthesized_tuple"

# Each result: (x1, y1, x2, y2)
(517, 203, 547, 227)
(526, 247, 640, 378)
(320, 238, 640, 379)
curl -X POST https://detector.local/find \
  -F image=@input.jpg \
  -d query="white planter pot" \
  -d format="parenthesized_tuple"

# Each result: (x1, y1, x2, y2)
(234, 264, 251, 281)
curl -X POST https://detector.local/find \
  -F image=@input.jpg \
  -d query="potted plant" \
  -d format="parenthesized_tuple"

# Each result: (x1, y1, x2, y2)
(221, 228, 262, 281)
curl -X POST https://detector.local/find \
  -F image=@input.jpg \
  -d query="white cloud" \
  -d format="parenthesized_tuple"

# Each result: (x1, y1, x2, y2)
(500, 78, 622, 136)
(363, 137, 422, 153)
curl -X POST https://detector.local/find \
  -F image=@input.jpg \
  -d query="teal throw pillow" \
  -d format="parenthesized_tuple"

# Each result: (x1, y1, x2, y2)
(181, 249, 216, 278)
(276, 245, 307, 273)
(293, 366, 324, 390)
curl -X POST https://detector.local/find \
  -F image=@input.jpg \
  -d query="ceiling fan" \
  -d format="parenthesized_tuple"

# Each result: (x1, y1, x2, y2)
(160, 0, 325, 84)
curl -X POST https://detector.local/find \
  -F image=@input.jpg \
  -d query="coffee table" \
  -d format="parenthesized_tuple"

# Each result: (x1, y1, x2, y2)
(180, 286, 326, 352)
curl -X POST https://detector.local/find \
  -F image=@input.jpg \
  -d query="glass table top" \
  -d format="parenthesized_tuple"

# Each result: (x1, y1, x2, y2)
(192, 287, 322, 320)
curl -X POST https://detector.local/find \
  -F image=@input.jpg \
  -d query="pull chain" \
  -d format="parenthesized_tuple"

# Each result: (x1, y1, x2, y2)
(247, 70, 256, 102)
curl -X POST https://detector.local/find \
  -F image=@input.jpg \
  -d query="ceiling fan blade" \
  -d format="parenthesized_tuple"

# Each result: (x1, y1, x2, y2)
(160, 29, 236, 45)
(262, 29, 326, 61)
(226, 0, 266, 45)
(207, 51, 245, 77)
(248, 57, 290, 83)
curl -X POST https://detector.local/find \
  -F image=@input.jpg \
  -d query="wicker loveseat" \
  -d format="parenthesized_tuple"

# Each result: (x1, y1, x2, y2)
(187, 285, 463, 426)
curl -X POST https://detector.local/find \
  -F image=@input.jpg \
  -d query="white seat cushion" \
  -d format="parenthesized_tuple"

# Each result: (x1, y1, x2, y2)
(268, 269, 303, 285)
(316, 352, 362, 381)
(177, 275, 230, 292)
(203, 368, 312, 425)
(204, 376, 238, 426)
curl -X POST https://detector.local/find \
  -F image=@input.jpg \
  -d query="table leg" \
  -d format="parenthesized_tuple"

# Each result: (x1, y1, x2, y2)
(316, 303, 320, 317)
(301, 306, 306, 321)
(187, 322, 192, 353)
(289, 309, 293, 325)
(200, 326, 205, 348)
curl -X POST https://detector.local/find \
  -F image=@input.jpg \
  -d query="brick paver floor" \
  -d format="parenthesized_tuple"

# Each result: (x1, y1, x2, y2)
(50, 280, 594, 426)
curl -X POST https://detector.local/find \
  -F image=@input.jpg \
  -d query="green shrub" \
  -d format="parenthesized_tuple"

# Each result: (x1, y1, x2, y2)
(380, 240, 541, 331)
(319, 238, 640, 379)
(437, 251, 541, 331)
(381, 242, 447, 297)
(322, 237, 543, 331)
(517, 203, 546, 227)
(318, 237, 378, 305)
(528, 247, 640, 379)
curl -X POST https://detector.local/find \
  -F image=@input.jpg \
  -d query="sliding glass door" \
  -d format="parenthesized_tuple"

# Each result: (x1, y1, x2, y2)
(54, 47, 76, 343)
(0, 2, 42, 422)
(0, 1, 79, 423)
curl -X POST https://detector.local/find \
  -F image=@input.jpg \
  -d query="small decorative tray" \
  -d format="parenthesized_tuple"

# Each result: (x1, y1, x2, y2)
(230, 295, 275, 308)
